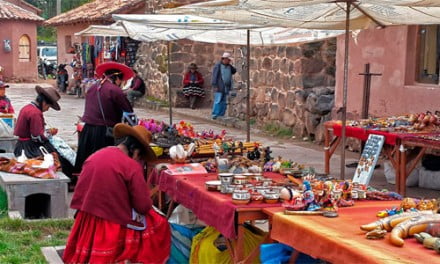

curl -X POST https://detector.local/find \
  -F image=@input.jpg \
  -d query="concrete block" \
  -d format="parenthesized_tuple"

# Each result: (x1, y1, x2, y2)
(419, 167, 440, 190)
(41, 246, 65, 264)
(0, 171, 70, 219)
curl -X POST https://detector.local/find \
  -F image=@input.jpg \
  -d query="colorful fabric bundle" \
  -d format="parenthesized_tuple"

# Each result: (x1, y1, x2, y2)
(0, 154, 60, 179)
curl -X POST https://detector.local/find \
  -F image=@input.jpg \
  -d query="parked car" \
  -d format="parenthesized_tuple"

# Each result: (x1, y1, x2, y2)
(37, 45, 57, 65)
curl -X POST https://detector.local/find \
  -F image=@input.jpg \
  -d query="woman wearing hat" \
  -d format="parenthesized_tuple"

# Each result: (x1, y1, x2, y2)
(64, 124, 169, 263)
(13, 86, 73, 177)
(75, 62, 134, 173)
(182, 63, 205, 109)
(0, 81, 14, 114)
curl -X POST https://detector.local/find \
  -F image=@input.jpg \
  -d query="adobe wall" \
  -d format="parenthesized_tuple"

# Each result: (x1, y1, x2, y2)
(335, 25, 440, 119)
(0, 20, 38, 81)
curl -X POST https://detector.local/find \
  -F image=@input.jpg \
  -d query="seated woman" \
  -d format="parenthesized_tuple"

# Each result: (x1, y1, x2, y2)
(13, 86, 74, 180)
(183, 63, 205, 109)
(63, 124, 169, 263)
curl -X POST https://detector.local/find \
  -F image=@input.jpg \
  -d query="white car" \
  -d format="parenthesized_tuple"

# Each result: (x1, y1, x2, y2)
(37, 45, 57, 65)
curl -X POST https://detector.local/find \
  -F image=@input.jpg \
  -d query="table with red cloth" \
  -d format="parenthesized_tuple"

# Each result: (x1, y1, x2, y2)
(264, 201, 440, 264)
(324, 121, 440, 195)
(148, 168, 286, 262)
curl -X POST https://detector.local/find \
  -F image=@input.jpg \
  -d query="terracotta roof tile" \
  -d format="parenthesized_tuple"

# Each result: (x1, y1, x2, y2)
(0, 0, 44, 22)
(44, 0, 145, 27)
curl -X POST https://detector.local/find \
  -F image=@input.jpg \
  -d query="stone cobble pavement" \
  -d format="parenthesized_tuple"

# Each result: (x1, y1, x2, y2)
(6, 83, 439, 203)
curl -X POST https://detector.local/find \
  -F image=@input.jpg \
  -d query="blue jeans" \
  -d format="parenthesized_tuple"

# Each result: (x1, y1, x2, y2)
(211, 92, 227, 118)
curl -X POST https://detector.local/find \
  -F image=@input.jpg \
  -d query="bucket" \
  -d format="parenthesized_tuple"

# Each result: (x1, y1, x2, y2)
(0, 187, 7, 216)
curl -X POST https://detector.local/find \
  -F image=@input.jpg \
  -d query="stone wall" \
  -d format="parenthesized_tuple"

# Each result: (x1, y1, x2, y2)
(231, 40, 337, 142)
(134, 39, 336, 142)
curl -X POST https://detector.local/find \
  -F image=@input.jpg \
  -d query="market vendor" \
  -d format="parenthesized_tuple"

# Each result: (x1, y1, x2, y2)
(13, 86, 74, 178)
(64, 123, 170, 263)
(75, 62, 134, 173)
(0, 81, 14, 114)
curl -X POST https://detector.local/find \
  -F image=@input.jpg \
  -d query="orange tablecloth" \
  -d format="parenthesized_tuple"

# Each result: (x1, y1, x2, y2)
(265, 201, 440, 264)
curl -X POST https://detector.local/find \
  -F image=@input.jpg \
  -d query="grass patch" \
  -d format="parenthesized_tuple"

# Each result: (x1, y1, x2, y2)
(263, 122, 293, 138)
(145, 96, 169, 107)
(249, 118, 256, 126)
(0, 217, 73, 263)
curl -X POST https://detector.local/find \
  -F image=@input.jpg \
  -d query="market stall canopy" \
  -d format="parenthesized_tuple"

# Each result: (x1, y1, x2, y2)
(160, 0, 440, 29)
(74, 24, 129, 37)
(112, 14, 344, 45)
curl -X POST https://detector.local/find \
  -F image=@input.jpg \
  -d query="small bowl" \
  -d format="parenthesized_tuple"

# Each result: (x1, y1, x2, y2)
(205, 180, 221, 191)
(234, 175, 248, 185)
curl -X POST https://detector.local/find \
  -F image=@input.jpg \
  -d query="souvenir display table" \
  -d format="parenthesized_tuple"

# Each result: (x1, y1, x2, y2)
(264, 201, 440, 264)
(148, 168, 285, 263)
(324, 121, 440, 195)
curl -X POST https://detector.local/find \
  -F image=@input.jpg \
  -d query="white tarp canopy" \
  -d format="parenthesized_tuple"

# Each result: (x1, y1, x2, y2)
(111, 14, 343, 45)
(74, 24, 129, 37)
(160, 0, 440, 30)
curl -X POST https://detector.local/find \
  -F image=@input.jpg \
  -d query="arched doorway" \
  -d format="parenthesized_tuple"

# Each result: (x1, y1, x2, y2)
(18, 35, 31, 62)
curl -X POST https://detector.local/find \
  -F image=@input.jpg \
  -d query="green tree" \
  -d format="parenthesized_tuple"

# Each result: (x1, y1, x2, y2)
(24, 0, 92, 42)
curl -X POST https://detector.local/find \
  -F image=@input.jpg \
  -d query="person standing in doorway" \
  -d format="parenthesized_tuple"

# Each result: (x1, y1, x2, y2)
(211, 52, 236, 119)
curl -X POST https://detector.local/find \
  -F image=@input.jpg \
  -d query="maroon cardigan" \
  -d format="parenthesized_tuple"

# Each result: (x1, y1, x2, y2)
(183, 71, 204, 87)
(71, 147, 152, 226)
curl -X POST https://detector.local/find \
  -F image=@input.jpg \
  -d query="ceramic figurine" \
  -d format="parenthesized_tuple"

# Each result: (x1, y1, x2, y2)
(302, 181, 321, 211)
(337, 181, 355, 207)
(264, 147, 272, 163)
(320, 181, 337, 211)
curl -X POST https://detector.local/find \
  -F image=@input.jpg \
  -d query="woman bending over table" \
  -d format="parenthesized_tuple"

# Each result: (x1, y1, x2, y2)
(64, 123, 170, 263)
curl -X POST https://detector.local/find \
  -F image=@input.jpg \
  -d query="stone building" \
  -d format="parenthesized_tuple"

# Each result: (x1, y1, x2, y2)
(0, 0, 43, 82)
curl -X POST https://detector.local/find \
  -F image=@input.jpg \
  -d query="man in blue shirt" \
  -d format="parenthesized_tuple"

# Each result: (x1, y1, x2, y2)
(211, 52, 237, 119)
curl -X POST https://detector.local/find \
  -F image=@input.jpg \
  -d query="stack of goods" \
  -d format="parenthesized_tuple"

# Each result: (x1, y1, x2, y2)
(360, 197, 439, 248)
(206, 172, 284, 206)
(195, 140, 260, 156)
(345, 111, 440, 133)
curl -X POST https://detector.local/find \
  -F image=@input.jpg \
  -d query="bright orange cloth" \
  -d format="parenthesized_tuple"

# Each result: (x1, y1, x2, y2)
(267, 201, 440, 264)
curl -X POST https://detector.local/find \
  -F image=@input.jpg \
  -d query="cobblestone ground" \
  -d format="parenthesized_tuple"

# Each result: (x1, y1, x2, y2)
(6, 82, 439, 201)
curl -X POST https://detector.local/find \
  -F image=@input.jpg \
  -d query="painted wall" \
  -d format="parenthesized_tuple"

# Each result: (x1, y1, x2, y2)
(55, 23, 91, 76)
(0, 20, 38, 81)
(335, 25, 440, 119)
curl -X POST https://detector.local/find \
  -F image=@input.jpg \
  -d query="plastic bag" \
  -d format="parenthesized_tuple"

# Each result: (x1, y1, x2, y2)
(190, 226, 266, 264)
(0, 119, 13, 137)
(169, 205, 206, 228)
(49, 136, 77, 166)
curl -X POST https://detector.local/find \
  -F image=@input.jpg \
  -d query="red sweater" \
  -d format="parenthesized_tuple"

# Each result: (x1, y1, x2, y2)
(183, 71, 204, 87)
(71, 147, 152, 226)
(14, 103, 45, 140)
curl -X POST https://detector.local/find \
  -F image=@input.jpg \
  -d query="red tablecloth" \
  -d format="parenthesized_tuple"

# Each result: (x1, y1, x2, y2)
(265, 201, 440, 264)
(149, 169, 285, 239)
(332, 123, 402, 145)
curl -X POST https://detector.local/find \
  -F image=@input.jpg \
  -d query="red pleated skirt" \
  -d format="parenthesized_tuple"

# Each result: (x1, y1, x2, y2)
(63, 209, 171, 264)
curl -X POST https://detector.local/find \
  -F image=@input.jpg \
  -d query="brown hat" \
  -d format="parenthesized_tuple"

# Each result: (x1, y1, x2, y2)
(35, 86, 61, 111)
(0, 81, 9, 89)
(113, 123, 157, 161)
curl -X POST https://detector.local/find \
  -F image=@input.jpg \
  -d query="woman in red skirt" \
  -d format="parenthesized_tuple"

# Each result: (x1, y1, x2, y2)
(63, 123, 170, 263)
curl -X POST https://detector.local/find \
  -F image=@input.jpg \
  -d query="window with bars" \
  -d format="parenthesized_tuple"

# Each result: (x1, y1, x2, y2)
(417, 25, 440, 85)
(18, 35, 31, 62)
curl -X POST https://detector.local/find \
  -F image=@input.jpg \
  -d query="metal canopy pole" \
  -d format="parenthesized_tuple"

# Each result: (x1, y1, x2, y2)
(246, 29, 251, 142)
(340, 1, 351, 180)
(168, 41, 173, 125)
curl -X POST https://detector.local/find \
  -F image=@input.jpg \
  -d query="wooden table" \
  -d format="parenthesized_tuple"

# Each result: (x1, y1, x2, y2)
(148, 168, 285, 263)
(264, 201, 440, 264)
(324, 121, 440, 195)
